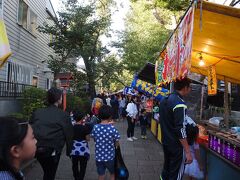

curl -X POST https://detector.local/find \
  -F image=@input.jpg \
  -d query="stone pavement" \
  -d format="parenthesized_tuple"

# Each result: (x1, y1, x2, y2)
(24, 120, 164, 180)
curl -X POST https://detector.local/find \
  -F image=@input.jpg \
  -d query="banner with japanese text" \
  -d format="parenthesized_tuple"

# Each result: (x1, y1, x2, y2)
(155, 58, 164, 85)
(208, 66, 217, 95)
(159, 4, 195, 84)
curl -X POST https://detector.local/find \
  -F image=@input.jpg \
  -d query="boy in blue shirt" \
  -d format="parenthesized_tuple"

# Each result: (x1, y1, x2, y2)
(91, 105, 120, 180)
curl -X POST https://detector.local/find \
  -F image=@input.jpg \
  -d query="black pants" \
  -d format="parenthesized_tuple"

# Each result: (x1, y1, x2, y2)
(141, 126, 147, 136)
(146, 112, 152, 127)
(72, 156, 88, 180)
(127, 116, 135, 138)
(161, 145, 185, 180)
(37, 154, 61, 180)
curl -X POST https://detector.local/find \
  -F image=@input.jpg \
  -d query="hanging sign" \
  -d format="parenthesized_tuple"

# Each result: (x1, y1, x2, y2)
(131, 77, 169, 101)
(0, 13, 11, 67)
(178, 5, 195, 78)
(160, 4, 195, 83)
(208, 66, 217, 95)
(155, 58, 165, 85)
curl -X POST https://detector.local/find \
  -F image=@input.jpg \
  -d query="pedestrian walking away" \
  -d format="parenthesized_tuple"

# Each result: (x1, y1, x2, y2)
(71, 111, 91, 180)
(91, 95, 104, 116)
(91, 105, 120, 180)
(30, 87, 73, 180)
(159, 78, 193, 180)
(110, 95, 119, 121)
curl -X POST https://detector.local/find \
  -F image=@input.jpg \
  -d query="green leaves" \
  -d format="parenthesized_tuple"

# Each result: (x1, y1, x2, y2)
(38, 1, 114, 97)
(121, 0, 169, 73)
(22, 87, 47, 120)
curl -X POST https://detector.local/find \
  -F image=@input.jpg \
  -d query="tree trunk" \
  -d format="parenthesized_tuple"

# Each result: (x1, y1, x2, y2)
(83, 57, 96, 99)
(87, 73, 96, 99)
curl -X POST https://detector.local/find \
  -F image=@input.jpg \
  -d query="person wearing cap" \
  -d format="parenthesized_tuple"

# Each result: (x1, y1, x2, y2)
(0, 117, 37, 180)
(30, 87, 73, 180)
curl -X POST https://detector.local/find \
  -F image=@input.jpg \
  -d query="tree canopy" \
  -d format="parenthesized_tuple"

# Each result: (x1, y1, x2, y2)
(39, 0, 117, 97)
(39, 0, 191, 94)
(120, 0, 190, 73)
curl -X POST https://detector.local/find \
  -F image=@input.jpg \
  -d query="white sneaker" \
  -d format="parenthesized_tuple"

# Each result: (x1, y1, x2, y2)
(127, 137, 133, 142)
(132, 136, 138, 140)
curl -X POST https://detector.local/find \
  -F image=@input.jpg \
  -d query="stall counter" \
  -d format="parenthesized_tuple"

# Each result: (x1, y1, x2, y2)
(151, 118, 158, 136)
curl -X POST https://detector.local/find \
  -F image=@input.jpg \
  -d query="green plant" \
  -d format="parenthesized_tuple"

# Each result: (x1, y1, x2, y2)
(66, 94, 91, 114)
(22, 87, 47, 120)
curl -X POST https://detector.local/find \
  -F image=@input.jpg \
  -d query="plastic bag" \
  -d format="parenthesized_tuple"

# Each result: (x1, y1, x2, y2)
(209, 117, 223, 126)
(115, 146, 129, 180)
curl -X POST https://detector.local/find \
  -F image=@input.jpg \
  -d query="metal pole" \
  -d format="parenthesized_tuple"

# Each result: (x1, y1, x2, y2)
(170, 82, 174, 93)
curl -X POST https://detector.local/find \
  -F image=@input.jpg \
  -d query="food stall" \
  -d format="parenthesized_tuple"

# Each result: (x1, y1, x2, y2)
(156, 1, 240, 179)
(133, 63, 169, 139)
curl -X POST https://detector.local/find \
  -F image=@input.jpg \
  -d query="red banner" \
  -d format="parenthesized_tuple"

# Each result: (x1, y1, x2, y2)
(159, 5, 195, 84)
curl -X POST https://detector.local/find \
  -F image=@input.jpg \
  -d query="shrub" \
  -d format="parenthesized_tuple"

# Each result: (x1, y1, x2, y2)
(66, 94, 91, 114)
(22, 87, 47, 120)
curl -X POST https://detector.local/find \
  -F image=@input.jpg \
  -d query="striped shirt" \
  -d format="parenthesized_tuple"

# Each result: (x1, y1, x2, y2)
(0, 171, 24, 180)
(0, 171, 16, 180)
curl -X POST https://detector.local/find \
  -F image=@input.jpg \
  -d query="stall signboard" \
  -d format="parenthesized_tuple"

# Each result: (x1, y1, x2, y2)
(209, 134, 240, 167)
(178, 5, 194, 78)
(0, 12, 11, 67)
(159, 5, 195, 84)
(131, 76, 169, 100)
(208, 66, 217, 95)
(155, 58, 165, 85)
(123, 86, 136, 95)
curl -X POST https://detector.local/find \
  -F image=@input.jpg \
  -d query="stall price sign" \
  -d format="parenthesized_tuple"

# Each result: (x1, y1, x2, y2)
(209, 134, 240, 167)
(208, 66, 217, 95)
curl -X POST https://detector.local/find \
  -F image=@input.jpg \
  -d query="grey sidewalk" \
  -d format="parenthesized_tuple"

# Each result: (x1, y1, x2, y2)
(24, 120, 164, 180)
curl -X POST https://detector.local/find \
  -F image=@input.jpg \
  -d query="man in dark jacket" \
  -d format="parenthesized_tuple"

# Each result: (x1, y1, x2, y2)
(30, 87, 73, 180)
(159, 78, 193, 180)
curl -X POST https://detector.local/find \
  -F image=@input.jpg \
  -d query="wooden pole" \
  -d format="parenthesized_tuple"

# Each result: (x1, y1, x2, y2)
(200, 85, 205, 121)
(63, 88, 67, 112)
(224, 78, 229, 128)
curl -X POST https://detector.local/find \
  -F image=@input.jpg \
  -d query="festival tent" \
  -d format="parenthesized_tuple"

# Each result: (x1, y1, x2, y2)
(131, 75, 169, 101)
(159, 1, 240, 85)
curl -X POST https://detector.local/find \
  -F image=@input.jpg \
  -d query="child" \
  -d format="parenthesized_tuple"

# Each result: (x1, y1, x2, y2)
(91, 105, 120, 180)
(70, 111, 91, 180)
(0, 117, 37, 180)
(139, 109, 148, 139)
(184, 124, 204, 180)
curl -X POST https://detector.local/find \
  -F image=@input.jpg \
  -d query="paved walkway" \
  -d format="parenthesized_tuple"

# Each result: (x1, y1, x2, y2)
(24, 120, 164, 180)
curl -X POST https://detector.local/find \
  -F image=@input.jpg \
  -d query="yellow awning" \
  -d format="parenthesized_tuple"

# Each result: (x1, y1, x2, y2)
(191, 1, 240, 84)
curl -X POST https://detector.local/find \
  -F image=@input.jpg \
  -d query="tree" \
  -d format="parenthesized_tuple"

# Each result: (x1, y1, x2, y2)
(119, 0, 169, 73)
(38, 1, 113, 98)
(119, 0, 190, 74)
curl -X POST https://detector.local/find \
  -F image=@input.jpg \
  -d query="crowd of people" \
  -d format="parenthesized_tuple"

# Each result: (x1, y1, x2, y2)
(0, 78, 204, 180)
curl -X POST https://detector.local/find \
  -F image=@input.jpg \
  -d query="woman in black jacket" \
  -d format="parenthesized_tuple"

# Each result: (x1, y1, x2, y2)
(30, 87, 73, 180)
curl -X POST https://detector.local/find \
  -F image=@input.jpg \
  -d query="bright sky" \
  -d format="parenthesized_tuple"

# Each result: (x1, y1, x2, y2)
(51, 0, 130, 67)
